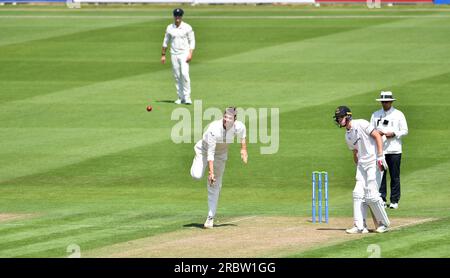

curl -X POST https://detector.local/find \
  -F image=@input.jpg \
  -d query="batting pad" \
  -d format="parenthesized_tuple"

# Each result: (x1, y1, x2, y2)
(367, 199, 390, 227)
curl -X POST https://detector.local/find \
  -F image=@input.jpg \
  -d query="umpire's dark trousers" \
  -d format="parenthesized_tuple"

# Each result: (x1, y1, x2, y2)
(380, 153, 402, 204)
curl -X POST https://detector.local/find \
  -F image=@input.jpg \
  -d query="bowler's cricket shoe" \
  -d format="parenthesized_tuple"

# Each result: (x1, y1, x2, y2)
(185, 98, 192, 105)
(389, 203, 398, 209)
(375, 225, 389, 233)
(204, 217, 214, 229)
(346, 226, 369, 234)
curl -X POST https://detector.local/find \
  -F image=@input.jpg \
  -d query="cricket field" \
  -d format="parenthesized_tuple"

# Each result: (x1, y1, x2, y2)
(0, 3, 449, 258)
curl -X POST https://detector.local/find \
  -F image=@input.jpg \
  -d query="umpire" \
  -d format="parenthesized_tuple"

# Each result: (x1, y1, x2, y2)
(370, 91, 408, 209)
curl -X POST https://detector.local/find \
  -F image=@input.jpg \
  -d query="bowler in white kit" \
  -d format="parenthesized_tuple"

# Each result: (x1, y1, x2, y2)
(161, 8, 195, 105)
(190, 107, 248, 229)
(334, 106, 390, 234)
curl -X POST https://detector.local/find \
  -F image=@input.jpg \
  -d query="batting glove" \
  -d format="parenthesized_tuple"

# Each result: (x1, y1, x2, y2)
(377, 155, 388, 172)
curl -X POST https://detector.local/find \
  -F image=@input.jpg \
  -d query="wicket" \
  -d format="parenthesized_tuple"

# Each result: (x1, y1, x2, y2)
(312, 171, 328, 223)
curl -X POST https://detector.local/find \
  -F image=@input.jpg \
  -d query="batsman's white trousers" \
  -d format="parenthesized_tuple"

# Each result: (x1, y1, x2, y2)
(171, 53, 191, 101)
(352, 161, 390, 229)
(190, 147, 226, 219)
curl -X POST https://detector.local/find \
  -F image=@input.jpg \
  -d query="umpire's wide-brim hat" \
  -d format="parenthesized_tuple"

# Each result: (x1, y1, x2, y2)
(376, 91, 396, 102)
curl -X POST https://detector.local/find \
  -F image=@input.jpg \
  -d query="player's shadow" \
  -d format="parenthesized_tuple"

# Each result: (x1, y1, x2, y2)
(316, 228, 347, 231)
(155, 100, 176, 103)
(183, 223, 237, 229)
(306, 220, 346, 231)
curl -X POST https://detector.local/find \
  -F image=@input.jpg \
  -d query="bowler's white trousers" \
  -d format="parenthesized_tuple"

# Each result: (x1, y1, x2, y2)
(190, 146, 226, 218)
(353, 161, 390, 229)
(171, 53, 191, 101)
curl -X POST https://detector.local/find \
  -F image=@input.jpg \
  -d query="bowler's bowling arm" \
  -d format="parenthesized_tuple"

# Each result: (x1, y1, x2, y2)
(353, 149, 358, 164)
(240, 138, 248, 164)
(207, 160, 215, 185)
(208, 160, 214, 176)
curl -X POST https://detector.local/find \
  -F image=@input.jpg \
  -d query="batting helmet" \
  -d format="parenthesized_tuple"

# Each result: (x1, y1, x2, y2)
(333, 106, 352, 125)
(173, 8, 184, 17)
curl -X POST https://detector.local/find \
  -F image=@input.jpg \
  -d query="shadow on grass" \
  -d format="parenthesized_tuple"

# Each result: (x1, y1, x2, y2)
(183, 223, 238, 229)
(316, 228, 347, 231)
(155, 100, 176, 103)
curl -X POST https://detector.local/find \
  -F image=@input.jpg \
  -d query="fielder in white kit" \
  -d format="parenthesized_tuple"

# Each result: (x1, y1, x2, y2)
(190, 107, 248, 229)
(334, 106, 390, 234)
(161, 8, 195, 105)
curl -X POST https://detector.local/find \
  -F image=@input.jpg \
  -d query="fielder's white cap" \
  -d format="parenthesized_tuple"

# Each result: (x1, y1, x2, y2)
(376, 91, 396, 102)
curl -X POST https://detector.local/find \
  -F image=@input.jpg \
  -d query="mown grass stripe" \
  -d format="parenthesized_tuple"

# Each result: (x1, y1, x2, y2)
(0, 215, 191, 258)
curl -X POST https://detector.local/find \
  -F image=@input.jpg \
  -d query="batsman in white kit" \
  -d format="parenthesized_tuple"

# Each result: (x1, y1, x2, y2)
(334, 106, 390, 234)
(190, 107, 248, 229)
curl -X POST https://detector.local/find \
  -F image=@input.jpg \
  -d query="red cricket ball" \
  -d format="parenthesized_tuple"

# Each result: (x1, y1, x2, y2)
(146, 105, 153, 112)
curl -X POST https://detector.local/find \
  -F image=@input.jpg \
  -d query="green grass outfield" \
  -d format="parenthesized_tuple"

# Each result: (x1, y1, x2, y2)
(0, 4, 450, 258)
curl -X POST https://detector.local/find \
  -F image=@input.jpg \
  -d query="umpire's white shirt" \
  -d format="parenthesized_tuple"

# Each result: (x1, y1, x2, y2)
(345, 119, 377, 164)
(162, 22, 195, 56)
(370, 107, 408, 154)
(195, 120, 246, 161)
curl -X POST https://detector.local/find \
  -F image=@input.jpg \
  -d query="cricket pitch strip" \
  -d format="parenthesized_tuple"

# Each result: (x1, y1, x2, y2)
(85, 216, 434, 258)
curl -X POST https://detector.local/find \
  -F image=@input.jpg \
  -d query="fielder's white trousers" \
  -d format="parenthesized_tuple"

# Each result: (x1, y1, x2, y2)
(190, 147, 226, 219)
(353, 161, 390, 229)
(171, 53, 191, 101)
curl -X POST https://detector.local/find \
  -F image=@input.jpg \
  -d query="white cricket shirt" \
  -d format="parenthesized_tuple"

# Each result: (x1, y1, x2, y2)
(195, 120, 246, 161)
(370, 107, 408, 154)
(345, 119, 378, 164)
(162, 22, 195, 56)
